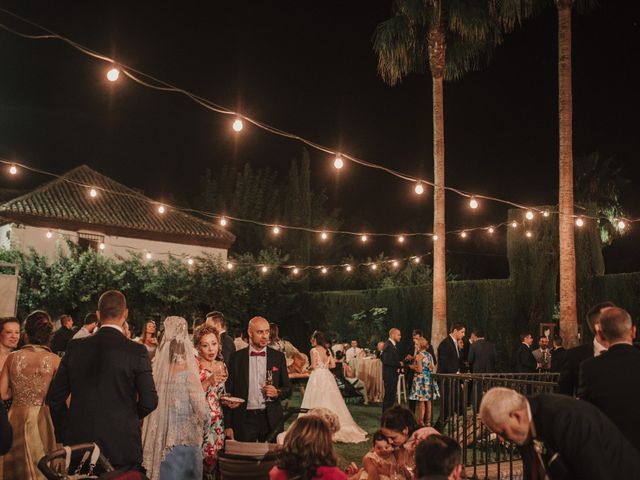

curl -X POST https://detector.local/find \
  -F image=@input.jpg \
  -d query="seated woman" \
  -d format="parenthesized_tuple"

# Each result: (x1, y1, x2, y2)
(270, 416, 347, 480)
(360, 431, 400, 479)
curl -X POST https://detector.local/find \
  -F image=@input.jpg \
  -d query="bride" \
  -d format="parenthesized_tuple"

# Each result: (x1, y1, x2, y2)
(300, 331, 367, 443)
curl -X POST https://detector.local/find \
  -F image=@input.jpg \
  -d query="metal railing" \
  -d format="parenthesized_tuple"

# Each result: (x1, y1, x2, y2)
(432, 373, 559, 480)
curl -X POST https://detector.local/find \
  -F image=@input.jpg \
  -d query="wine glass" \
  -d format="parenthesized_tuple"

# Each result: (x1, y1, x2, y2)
(263, 370, 274, 402)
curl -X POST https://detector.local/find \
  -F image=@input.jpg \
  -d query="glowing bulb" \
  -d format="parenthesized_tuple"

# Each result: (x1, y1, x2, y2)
(433, 235, 438, 241)
(9, 164, 17, 175)
(413, 256, 420, 264)
(414, 182, 424, 195)
(89, 187, 98, 198)
(46, 230, 53, 239)
(292, 267, 299, 275)
(371, 264, 377, 271)
(525, 210, 534, 220)
(345, 265, 352, 272)
(320, 232, 328, 241)
(576, 217, 584, 227)
(227, 262, 234, 270)
(392, 260, 399, 268)
(157, 205, 166, 214)
(261, 265, 268, 273)
(511, 221, 518, 228)
(99, 242, 105, 250)
(145, 252, 152, 260)
(526, 231, 533, 238)
(106, 67, 120, 82)
(232, 118, 243, 132)
(333, 155, 344, 170)
(360, 234, 368, 243)
(187, 258, 194, 265)
(272, 226, 281, 235)
(617, 220, 626, 230)
(488, 227, 495, 234)
(398, 235, 405, 243)
(219, 217, 227, 226)
(469, 197, 479, 209)
(460, 231, 467, 238)
(321, 267, 328, 275)
(543, 210, 550, 218)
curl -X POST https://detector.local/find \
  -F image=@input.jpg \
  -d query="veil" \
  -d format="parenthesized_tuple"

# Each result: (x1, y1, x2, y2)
(142, 316, 209, 480)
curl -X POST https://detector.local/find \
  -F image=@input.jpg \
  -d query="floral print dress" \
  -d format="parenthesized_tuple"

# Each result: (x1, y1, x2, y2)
(409, 351, 440, 401)
(199, 361, 226, 477)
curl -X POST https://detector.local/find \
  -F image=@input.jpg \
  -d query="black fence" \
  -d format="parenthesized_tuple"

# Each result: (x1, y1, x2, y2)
(432, 373, 559, 480)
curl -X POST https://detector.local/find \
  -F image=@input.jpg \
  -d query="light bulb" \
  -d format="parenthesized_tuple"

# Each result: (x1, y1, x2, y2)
(576, 217, 584, 227)
(157, 205, 166, 214)
(392, 260, 399, 268)
(413, 256, 420, 264)
(99, 242, 106, 250)
(333, 155, 344, 170)
(460, 231, 467, 238)
(414, 182, 424, 195)
(617, 220, 626, 230)
(106, 67, 120, 82)
(488, 227, 495, 234)
(219, 217, 227, 226)
(543, 210, 550, 218)
(9, 164, 17, 175)
(292, 267, 299, 275)
(360, 234, 368, 243)
(526, 231, 533, 238)
(371, 264, 377, 271)
(89, 188, 98, 198)
(320, 232, 328, 241)
(187, 258, 194, 265)
(227, 262, 234, 270)
(46, 230, 53, 239)
(525, 210, 534, 220)
(469, 197, 479, 209)
(345, 265, 352, 272)
(232, 118, 243, 132)
(397, 235, 405, 243)
(272, 226, 280, 235)
(145, 252, 152, 260)
(261, 265, 268, 273)
(433, 235, 439, 241)
(511, 221, 518, 228)
(321, 267, 328, 275)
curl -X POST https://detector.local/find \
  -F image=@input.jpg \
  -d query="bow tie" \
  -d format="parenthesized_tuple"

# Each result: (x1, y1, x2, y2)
(250, 351, 266, 357)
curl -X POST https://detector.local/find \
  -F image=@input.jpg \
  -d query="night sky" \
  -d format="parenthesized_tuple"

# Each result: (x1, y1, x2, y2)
(1, 1, 639, 277)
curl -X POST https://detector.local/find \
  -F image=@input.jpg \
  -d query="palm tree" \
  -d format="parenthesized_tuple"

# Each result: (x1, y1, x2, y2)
(373, 0, 498, 348)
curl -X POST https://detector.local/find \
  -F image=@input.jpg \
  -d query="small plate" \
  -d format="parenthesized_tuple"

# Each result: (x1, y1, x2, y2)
(221, 396, 245, 404)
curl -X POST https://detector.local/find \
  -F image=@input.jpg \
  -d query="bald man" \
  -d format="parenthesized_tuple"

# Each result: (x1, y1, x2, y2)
(381, 328, 402, 413)
(223, 316, 291, 442)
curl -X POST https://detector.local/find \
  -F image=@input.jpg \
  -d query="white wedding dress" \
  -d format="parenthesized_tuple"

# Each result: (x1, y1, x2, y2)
(300, 348, 367, 443)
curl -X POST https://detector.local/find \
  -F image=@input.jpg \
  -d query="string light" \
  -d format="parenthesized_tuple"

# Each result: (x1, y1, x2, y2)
(525, 211, 534, 220)
(145, 252, 152, 260)
(576, 217, 584, 227)
(106, 67, 120, 82)
(488, 227, 495, 234)
(360, 234, 368, 243)
(469, 197, 479, 209)
(227, 262, 234, 270)
(157, 205, 166, 214)
(414, 182, 425, 195)
(45, 230, 53, 239)
(8, 164, 17, 175)
(321, 267, 328, 275)
(617, 219, 626, 230)
(370, 264, 377, 271)
(272, 225, 281, 235)
(89, 187, 98, 198)
(511, 221, 518, 228)
(413, 256, 420, 264)
(433, 235, 438, 241)
(333, 155, 344, 170)
(261, 265, 268, 273)
(460, 231, 468, 239)
(232, 118, 243, 132)
(526, 231, 533, 238)
(320, 231, 328, 241)
(99, 242, 106, 250)
(543, 210, 550, 218)
(397, 235, 405, 243)
(219, 217, 228, 226)
(345, 265, 352, 272)
(187, 258, 194, 265)
(392, 260, 399, 268)
(292, 267, 299, 275)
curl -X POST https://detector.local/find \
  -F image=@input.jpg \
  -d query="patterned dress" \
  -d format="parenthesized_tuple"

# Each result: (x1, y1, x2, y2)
(409, 351, 440, 401)
(198, 361, 226, 477)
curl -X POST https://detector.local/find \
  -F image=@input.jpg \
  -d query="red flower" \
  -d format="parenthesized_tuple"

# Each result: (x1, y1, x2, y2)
(272, 366, 279, 372)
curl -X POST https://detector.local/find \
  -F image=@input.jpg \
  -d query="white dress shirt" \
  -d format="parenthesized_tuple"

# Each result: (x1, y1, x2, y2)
(247, 346, 267, 410)
(345, 347, 362, 365)
(73, 326, 93, 339)
(593, 337, 607, 357)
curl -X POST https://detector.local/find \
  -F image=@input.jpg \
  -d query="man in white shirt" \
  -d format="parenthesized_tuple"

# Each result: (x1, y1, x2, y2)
(345, 340, 363, 365)
(72, 313, 98, 340)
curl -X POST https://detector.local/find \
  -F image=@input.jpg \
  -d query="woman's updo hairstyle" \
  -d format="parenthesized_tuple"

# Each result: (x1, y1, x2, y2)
(24, 310, 53, 346)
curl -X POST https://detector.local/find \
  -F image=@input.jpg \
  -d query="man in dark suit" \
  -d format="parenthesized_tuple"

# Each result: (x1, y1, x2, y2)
(468, 329, 497, 410)
(381, 328, 402, 413)
(479, 388, 640, 479)
(48, 290, 158, 472)
(578, 307, 640, 452)
(550, 336, 568, 373)
(51, 314, 75, 355)
(224, 316, 291, 442)
(437, 323, 466, 424)
(514, 333, 537, 373)
(558, 301, 614, 395)
(206, 311, 236, 364)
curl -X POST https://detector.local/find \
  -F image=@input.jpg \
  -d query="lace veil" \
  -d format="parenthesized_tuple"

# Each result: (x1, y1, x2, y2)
(142, 316, 209, 480)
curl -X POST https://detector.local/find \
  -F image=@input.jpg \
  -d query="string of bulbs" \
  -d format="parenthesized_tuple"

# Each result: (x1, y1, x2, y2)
(0, 7, 633, 229)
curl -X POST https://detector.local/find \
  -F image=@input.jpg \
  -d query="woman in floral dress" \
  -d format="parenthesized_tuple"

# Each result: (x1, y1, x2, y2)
(409, 337, 440, 427)
(195, 325, 227, 478)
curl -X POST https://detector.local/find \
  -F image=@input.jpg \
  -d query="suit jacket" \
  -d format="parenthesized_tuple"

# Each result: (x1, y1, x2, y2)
(224, 346, 291, 439)
(220, 331, 236, 365)
(468, 339, 497, 373)
(437, 336, 459, 374)
(47, 327, 158, 468)
(558, 343, 593, 395)
(524, 394, 640, 479)
(578, 343, 640, 452)
(514, 343, 537, 373)
(550, 347, 568, 373)
(51, 326, 75, 354)
(380, 340, 401, 382)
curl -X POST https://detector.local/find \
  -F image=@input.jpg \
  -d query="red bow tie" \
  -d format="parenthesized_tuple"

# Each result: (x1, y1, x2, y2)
(250, 351, 266, 357)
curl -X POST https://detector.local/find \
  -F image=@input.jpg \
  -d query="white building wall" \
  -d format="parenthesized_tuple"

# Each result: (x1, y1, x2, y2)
(0, 224, 227, 262)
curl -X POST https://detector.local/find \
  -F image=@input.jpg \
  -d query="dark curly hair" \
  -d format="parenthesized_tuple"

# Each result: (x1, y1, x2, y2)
(276, 416, 337, 480)
(381, 405, 420, 435)
(193, 325, 223, 360)
(24, 310, 53, 346)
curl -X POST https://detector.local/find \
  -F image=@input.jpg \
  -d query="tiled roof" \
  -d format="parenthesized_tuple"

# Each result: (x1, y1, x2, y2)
(0, 165, 235, 249)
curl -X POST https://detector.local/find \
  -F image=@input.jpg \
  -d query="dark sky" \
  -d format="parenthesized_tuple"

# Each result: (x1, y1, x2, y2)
(0, 1, 639, 276)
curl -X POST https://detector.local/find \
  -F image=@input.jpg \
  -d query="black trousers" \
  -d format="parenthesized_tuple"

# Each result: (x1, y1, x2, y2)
(236, 409, 270, 443)
(383, 376, 397, 413)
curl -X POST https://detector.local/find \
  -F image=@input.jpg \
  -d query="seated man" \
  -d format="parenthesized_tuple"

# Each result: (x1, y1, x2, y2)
(415, 434, 463, 480)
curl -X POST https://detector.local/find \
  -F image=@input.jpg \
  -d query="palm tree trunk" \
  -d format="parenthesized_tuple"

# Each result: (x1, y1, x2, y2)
(557, 1, 579, 347)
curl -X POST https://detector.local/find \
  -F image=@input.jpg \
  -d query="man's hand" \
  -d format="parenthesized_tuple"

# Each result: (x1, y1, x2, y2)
(263, 385, 279, 399)
(224, 428, 234, 440)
